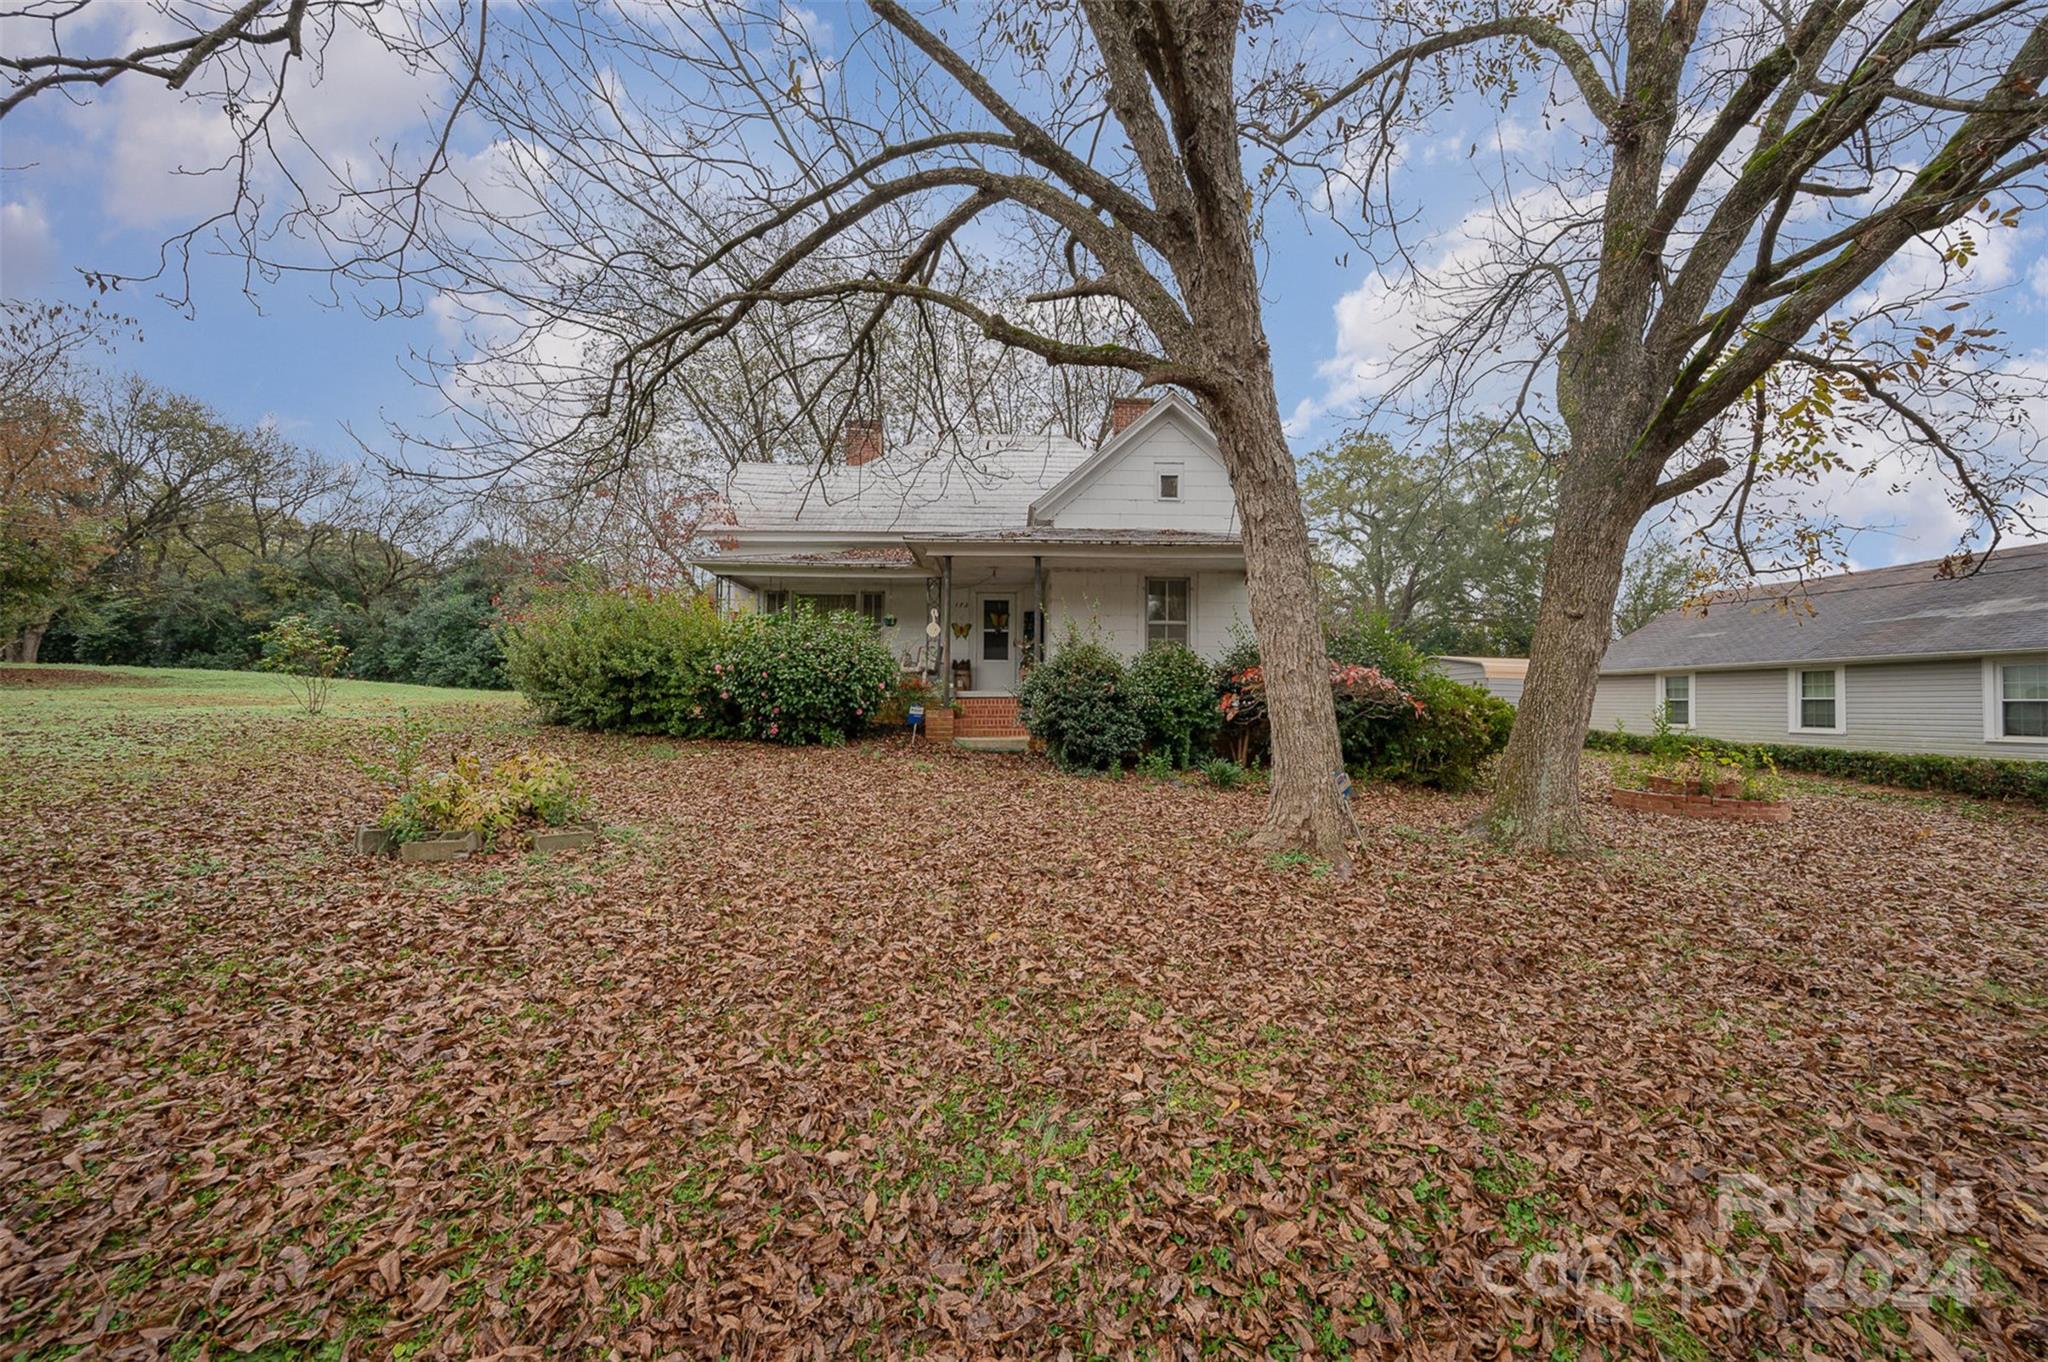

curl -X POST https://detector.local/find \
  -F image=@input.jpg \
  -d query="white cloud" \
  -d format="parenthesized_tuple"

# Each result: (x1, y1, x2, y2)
(0, 197, 55, 296)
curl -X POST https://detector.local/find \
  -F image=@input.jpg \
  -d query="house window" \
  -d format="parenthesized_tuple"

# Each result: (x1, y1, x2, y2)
(860, 591, 887, 628)
(763, 591, 860, 615)
(1790, 667, 1844, 733)
(1146, 577, 1190, 648)
(1659, 673, 1692, 728)
(1993, 659, 2048, 739)
(1157, 469, 1182, 500)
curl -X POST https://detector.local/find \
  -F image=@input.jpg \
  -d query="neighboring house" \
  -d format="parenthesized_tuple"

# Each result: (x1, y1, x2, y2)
(1589, 543, 2048, 760)
(692, 394, 1249, 740)
(1436, 656, 1527, 705)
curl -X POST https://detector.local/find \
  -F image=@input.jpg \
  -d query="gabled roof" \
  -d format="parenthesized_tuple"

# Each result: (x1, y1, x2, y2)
(1602, 542, 2048, 673)
(722, 433, 1092, 534)
(1028, 392, 1222, 523)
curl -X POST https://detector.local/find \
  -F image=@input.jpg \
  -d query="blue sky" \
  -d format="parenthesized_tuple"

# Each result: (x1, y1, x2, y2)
(3, 1, 2043, 569)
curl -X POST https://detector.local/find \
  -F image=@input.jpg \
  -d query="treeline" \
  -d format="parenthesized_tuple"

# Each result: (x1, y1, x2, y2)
(3, 302, 532, 688)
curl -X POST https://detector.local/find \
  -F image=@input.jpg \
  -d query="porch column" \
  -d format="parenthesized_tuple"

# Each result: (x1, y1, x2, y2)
(1033, 555, 1047, 664)
(939, 554, 954, 702)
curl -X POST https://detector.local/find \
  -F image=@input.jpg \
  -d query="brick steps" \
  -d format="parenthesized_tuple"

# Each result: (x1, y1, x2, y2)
(955, 696, 1025, 740)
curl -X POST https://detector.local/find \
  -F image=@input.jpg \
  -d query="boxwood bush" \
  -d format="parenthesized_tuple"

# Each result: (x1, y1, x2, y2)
(501, 585, 726, 734)
(1127, 641, 1223, 768)
(719, 604, 898, 744)
(1017, 629, 1145, 772)
(502, 586, 895, 745)
(1585, 727, 2048, 806)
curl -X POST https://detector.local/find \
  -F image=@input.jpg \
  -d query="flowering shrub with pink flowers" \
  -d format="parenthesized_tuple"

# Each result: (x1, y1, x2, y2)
(1215, 613, 1514, 791)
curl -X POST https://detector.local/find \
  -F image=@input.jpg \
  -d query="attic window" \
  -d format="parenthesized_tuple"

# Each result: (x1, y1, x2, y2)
(1156, 465, 1182, 501)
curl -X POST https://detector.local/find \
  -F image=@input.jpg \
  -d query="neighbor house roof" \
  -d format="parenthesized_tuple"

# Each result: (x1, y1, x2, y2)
(1602, 542, 2048, 673)
(723, 433, 1094, 534)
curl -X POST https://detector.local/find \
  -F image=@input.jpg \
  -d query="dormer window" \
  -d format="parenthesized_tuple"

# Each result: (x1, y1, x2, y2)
(1156, 464, 1182, 500)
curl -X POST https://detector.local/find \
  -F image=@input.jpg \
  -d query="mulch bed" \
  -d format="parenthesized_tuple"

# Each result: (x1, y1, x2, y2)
(0, 666, 164, 688)
(1, 721, 2043, 1360)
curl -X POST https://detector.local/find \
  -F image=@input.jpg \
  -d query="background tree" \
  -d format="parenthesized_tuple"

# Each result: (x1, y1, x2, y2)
(1304, 422, 1555, 653)
(0, 302, 132, 660)
(1614, 534, 1700, 638)
(1264, 0, 2048, 846)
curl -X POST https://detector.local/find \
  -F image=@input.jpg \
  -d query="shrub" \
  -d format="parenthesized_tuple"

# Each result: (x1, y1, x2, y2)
(717, 603, 898, 744)
(1017, 628, 1144, 772)
(1586, 727, 2048, 806)
(1200, 757, 1248, 790)
(377, 749, 586, 845)
(1127, 641, 1222, 768)
(501, 585, 727, 735)
(1326, 611, 1432, 688)
(874, 671, 938, 729)
(1217, 630, 1512, 790)
(253, 613, 349, 714)
(1362, 671, 1515, 792)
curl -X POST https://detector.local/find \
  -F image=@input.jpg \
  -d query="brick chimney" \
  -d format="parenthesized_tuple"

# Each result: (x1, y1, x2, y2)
(1109, 396, 1154, 437)
(841, 417, 884, 466)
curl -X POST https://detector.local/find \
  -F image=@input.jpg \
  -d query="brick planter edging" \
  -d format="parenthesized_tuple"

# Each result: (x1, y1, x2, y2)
(1611, 788, 1793, 823)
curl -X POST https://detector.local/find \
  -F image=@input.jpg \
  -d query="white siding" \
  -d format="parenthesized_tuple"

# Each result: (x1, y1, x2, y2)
(1047, 414, 1239, 534)
(1044, 567, 1247, 662)
(1589, 674, 1658, 734)
(1439, 660, 1526, 705)
(1590, 657, 2048, 760)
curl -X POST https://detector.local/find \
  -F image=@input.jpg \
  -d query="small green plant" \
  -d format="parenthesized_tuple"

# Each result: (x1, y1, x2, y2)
(1135, 749, 1175, 781)
(378, 749, 586, 845)
(253, 613, 349, 714)
(350, 707, 436, 791)
(1199, 757, 1247, 790)
(1736, 748, 1787, 803)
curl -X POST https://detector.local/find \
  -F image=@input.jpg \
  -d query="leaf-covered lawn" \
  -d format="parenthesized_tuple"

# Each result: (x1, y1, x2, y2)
(3, 670, 2044, 1360)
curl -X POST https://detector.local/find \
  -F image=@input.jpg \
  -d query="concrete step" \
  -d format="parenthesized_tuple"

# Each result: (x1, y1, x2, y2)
(953, 736, 1029, 753)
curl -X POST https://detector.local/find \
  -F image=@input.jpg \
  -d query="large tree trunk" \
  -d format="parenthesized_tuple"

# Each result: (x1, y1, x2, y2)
(1485, 459, 1645, 849)
(1206, 379, 1350, 860)
(3, 623, 47, 663)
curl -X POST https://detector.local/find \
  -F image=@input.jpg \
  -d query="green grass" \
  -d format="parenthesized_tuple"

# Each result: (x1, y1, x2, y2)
(0, 664, 525, 764)
(0, 662, 521, 720)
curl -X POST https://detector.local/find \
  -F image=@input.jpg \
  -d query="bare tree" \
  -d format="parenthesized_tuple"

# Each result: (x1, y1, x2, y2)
(14, 1, 1359, 853)
(1256, 0, 2048, 847)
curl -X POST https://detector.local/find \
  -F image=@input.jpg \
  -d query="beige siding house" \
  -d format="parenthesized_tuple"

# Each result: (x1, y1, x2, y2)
(1590, 543, 2048, 760)
(1437, 656, 1528, 705)
(692, 395, 1250, 741)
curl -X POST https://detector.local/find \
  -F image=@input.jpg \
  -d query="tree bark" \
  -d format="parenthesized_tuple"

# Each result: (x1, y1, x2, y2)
(3, 623, 48, 663)
(1484, 457, 1645, 849)
(1206, 378, 1350, 860)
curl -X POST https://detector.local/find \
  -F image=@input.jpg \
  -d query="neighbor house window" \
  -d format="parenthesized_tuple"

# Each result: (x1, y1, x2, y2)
(1789, 666, 1845, 733)
(860, 591, 887, 628)
(1659, 673, 1693, 727)
(1145, 577, 1190, 647)
(1992, 659, 2048, 739)
(1157, 468, 1182, 500)
(761, 590, 786, 613)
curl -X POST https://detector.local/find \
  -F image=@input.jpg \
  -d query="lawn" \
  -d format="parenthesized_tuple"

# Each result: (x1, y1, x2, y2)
(2, 666, 2043, 1360)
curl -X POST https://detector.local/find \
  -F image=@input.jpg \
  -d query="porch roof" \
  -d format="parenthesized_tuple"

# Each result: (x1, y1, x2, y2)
(692, 528, 1243, 580)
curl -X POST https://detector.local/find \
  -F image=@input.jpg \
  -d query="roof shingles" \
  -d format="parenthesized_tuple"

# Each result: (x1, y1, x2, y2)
(1602, 543, 2048, 672)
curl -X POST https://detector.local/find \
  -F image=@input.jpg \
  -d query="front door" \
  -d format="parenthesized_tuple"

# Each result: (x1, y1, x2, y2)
(976, 593, 1018, 692)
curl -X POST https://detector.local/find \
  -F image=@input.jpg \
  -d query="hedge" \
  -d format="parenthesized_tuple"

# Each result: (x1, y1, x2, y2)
(1584, 728, 2048, 806)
